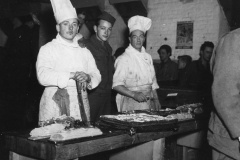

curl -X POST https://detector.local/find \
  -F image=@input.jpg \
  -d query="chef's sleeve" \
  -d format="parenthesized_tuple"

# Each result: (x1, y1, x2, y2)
(112, 56, 128, 88)
(36, 46, 70, 88)
(85, 49, 101, 89)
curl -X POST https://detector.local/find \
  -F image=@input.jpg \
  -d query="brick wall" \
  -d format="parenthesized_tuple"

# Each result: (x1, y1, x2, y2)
(37, 0, 229, 58)
(147, 0, 229, 60)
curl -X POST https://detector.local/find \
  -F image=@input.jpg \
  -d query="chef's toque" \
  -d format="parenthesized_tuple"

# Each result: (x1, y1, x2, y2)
(50, 0, 78, 24)
(128, 15, 152, 34)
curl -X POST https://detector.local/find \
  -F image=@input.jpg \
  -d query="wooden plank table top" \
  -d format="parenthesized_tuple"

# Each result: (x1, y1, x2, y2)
(2, 118, 208, 160)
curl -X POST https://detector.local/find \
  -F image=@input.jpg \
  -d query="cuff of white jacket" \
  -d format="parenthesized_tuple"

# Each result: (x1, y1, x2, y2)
(88, 75, 100, 90)
(152, 83, 159, 91)
(112, 81, 125, 89)
(58, 72, 71, 88)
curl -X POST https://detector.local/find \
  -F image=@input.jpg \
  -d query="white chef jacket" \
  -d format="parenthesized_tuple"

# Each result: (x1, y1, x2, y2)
(112, 44, 159, 111)
(36, 34, 101, 122)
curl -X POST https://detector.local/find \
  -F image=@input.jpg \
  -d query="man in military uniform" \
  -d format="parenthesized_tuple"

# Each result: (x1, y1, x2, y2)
(80, 12, 116, 122)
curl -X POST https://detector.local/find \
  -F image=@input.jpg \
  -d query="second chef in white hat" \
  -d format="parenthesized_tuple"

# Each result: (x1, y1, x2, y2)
(113, 15, 161, 112)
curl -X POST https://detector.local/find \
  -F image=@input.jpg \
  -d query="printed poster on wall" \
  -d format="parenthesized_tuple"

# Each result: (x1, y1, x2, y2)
(176, 21, 193, 49)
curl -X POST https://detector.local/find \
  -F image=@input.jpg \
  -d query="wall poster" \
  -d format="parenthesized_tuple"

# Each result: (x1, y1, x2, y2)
(176, 21, 193, 49)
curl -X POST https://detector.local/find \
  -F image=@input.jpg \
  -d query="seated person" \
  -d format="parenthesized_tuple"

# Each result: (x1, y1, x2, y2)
(177, 55, 192, 88)
(155, 44, 178, 86)
(184, 41, 214, 91)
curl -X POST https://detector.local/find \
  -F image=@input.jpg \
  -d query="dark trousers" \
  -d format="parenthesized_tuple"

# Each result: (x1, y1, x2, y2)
(88, 92, 112, 123)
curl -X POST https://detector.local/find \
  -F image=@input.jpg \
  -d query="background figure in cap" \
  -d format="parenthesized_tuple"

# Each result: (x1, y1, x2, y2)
(113, 15, 161, 112)
(155, 44, 178, 87)
(36, 0, 101, 123)
(78, 11, 116, 123)
(184, 41, 214, 91)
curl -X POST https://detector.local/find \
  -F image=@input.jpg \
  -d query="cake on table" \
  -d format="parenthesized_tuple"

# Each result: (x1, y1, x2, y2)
(29, 115, 103, 141)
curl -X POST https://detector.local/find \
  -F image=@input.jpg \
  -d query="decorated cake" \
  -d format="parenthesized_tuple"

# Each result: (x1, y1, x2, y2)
(29, 115, 103, 141)
(30, 123, 66, 137)
(50, 128, 102, 141)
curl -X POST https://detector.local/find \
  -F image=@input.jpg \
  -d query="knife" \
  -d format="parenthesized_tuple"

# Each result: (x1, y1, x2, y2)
(76, 81, 91, 127)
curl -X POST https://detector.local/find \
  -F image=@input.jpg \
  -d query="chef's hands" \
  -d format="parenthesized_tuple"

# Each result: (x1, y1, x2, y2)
(132, 92, 147, 102)
(70, 71, 91, 83)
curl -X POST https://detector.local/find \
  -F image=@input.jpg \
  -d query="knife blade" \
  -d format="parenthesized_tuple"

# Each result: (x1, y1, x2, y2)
(76, 81, 91, 127)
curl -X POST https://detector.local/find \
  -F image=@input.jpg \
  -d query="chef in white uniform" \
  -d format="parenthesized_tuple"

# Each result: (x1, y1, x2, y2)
(113, 15, 161, 112)
(111, 15, 163, 160)
(36, 0, 101, 122)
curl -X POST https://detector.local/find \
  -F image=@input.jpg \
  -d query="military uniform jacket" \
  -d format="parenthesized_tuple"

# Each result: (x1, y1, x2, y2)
(85, 35, 114, 94)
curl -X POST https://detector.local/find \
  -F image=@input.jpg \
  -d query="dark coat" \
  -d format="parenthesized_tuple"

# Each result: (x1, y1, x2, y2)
(83, 35, 115, 122)
(4, 24, 34, 98)
(155, 59, 178, 87)
(208, 28, 240, 159)
(177, 59, 213, 92)
(187, 59, 213, 91)
(177, 64, 191, 88)
(85, 35, 114, 94)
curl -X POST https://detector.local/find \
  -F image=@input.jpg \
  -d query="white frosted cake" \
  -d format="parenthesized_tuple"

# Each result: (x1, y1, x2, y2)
(30, 123, 66, 137)
(50, 128, 103, 141)
(29, 115, 103, 140)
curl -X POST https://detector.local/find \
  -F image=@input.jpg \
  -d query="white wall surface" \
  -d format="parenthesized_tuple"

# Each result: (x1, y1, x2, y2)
(104, 0, 127, 55)
(146, 0, 229, 60)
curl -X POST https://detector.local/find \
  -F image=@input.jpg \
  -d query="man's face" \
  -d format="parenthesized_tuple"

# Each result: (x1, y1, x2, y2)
(56, 18, 79, 42)
(201, 46, 213, 62)
(159, 49, 170, 62)
(129, 30, 145, 51)
(94, 20, 112, 42)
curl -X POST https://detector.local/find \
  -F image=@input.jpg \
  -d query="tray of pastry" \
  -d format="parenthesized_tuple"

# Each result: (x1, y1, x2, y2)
(97, 113, 179, 132)
(118, 109, 181, 117)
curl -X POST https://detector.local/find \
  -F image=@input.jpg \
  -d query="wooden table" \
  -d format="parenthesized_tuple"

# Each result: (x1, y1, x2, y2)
(3, 118, 207, 160)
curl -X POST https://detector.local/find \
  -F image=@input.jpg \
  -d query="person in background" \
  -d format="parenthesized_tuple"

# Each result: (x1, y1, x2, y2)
(113, 15, 161, 112)
(208, 28, 240, 160)
(36, 0, 101, 122)
(177, 55, 192, 88)
(78, 12, 116, 123)
(186, 41, 214, 91)
(155, 44, 178, 86)
(3, 15, 38, 131)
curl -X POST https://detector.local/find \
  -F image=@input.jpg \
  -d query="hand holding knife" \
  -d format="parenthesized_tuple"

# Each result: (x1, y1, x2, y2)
(72, 71, 92, 127)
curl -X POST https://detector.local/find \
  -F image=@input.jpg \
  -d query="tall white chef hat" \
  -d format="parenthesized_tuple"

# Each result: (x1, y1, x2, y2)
(50, 0, 78, 24)
(128, 15, 152, 34)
